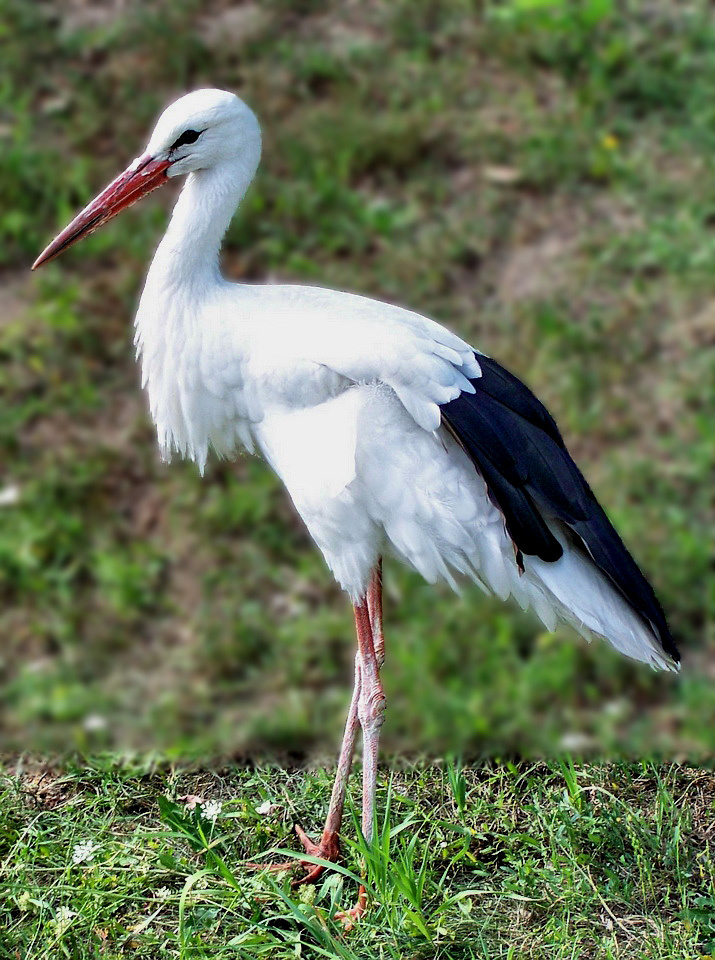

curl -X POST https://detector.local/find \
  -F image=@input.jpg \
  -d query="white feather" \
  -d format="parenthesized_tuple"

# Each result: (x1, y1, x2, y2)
(128, 90, 674, 672)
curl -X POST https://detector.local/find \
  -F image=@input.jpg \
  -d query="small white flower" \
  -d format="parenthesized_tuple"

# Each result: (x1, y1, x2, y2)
(200, 799, 223, 822)
(71, 840, 98, 864)
(0, 485, 20, 507)
(558, 732, 593, 751)
(52, 907, 76, 934)
(155, 886, 172, 900)
(256, 800, 277, 816)
(603, 699, 627, 718)
(83, 713, 107, 732)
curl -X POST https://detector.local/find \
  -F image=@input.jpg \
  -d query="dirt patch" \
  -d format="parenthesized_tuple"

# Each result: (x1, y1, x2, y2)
(4, 757, 74, 809)
(198, 4, 271, 48)
(662, 298, 715, 356)
(493, 193, 640, 307)
(497, 233, 579, 305)
(58, 0, 134, 34)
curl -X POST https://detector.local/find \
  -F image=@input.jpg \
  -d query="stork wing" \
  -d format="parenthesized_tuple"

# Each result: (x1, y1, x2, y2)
(441, 354, 679, 664)
(252, 286, 483, 432)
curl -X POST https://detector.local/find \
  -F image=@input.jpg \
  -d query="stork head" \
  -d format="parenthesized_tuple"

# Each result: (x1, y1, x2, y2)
(146, 89, 261, 179)
(32, 89, 261, 270)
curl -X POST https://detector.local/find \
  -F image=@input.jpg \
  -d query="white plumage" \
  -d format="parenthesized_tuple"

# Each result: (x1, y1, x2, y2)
(33, 88, 678, 922)
(123, 92, 672, 670)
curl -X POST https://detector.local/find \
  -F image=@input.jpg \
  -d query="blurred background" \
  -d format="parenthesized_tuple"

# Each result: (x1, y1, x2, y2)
(0, 0, 712, 760)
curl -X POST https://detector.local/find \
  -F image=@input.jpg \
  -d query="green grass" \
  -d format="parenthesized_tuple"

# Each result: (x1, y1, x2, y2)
(3, 758, 715, 959)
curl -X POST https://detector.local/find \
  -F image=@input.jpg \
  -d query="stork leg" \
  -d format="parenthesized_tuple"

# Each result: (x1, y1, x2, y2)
(246, 654, 361, 881)
(288, 651, 362, 885)
(335, 586, 386, 930)
(293, 564, 384, 887)
(368, 559, 384, 668)
(249, 562, 384, 891)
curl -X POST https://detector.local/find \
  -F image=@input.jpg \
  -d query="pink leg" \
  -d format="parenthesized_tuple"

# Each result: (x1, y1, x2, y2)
(335, 589, 386, 930)
(247, 652, 361, 882)
(249, 562, 384, 890)
(320, 652, 362, 838)
(367, 559, 384, 668)
(355, 601, 386, 844)
(296, 566, 384, 886)
(290, 651, 362, 885)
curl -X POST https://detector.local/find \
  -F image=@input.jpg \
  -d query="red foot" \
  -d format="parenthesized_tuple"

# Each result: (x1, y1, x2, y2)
(334, 884, 368, 930)
(247, 825, 340, 887)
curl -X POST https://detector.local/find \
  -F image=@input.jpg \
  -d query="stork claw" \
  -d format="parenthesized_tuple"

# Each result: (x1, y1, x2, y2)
(290, 824, 341, 886)
(334, 885, 368, 931)
(247, 824, 341, 887)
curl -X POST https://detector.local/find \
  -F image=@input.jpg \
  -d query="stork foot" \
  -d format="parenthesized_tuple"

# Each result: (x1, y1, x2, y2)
(247, 824, 341, 887)
(289, 824, 341, 886)
(334, 885, 368, 930)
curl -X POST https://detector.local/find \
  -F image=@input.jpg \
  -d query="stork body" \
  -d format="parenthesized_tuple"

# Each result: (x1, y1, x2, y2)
(33, 89, 679, 925)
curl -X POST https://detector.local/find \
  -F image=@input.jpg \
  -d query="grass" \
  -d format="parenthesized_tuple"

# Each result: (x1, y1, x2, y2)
(1, 0, 715, 954)
(3, 757, 715, 958)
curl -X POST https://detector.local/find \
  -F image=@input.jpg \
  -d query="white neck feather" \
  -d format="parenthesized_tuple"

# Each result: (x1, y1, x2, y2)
(133, 141, 261, 469)
(152, 145, 259, 286)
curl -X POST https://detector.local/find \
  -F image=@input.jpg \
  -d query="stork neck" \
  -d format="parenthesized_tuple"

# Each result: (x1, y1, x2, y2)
(152, 155, 257, 286)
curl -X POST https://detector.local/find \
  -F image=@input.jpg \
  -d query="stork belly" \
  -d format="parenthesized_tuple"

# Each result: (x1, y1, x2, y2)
(254, 384, 508, 600)
(253, 387, 381, 596)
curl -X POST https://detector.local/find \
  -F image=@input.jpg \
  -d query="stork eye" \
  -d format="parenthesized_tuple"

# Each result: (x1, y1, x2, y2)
(170, 129, 202, 150)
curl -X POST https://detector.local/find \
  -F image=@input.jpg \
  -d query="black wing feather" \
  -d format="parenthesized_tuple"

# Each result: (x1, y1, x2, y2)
(441, 354, 679, 663)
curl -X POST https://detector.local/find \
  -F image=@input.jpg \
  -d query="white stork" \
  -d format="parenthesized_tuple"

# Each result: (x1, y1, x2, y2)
(33, 89, 679, 925)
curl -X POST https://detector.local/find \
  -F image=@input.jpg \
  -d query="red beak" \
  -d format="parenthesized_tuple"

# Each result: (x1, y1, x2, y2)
(32, 154, 172, 270)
